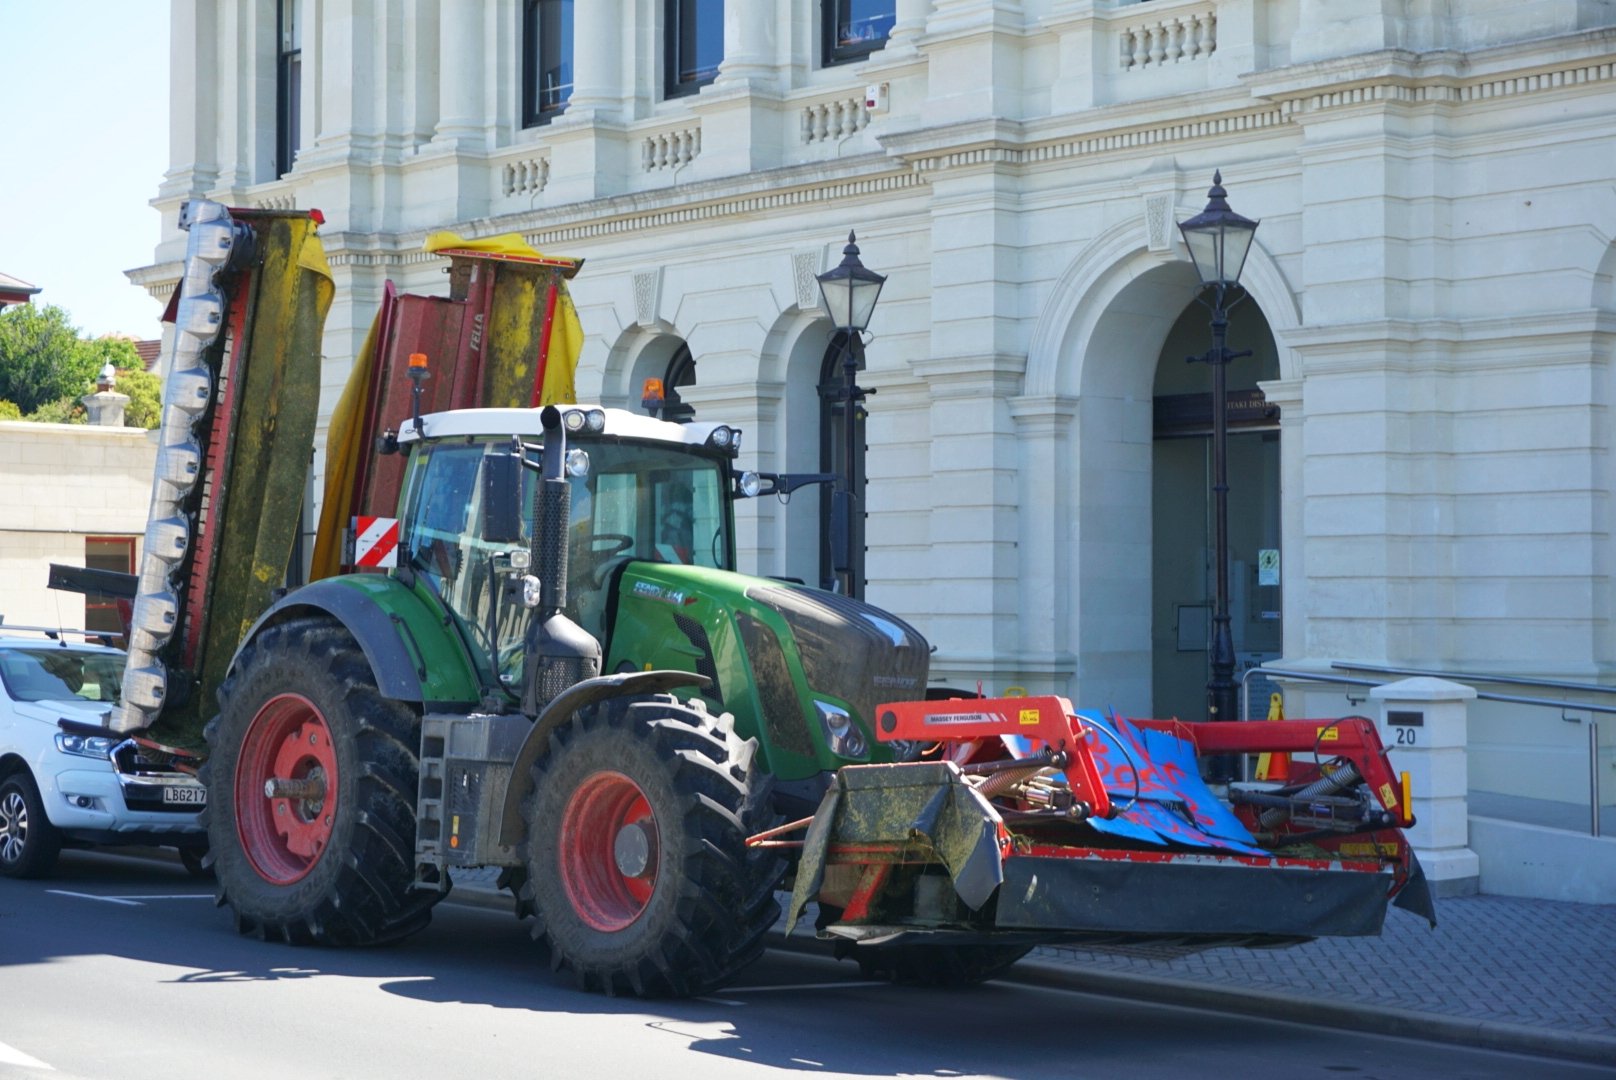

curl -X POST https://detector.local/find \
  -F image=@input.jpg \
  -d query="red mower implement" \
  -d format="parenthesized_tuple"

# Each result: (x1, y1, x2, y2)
(765, 695, 1435, 959)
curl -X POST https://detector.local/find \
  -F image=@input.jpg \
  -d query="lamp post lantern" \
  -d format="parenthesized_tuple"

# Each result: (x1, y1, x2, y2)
(816, 231, 886, 599)
(1177, 172, 1259, 765)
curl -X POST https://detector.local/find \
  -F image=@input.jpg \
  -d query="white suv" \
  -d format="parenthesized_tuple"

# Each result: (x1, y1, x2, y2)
(0, 628, 207, 878)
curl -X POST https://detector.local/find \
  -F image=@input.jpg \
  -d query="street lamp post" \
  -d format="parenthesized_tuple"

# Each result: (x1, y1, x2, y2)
(1177, 172, 1260, 764)
(815, 231, 886, 599)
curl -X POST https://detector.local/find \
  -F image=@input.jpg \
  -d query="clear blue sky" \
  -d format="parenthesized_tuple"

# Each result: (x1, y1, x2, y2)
(1, 2, 170, 339)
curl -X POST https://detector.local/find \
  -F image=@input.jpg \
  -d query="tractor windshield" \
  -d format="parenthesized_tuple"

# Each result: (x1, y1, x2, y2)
(399, 435, 734, 689)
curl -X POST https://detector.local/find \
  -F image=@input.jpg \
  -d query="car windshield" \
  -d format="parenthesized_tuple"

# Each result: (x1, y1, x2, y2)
(0, 647, 125, 704)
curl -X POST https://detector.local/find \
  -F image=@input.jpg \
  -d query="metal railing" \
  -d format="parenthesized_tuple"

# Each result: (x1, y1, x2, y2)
(1241, 664, 1609, 838)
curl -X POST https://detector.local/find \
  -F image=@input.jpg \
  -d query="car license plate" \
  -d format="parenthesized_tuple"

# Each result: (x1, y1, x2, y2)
(163, 785, 207, 806)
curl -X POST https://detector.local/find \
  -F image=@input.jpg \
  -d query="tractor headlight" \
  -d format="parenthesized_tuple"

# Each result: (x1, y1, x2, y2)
(562, 408, 605, 434)
(564, 448, 591, 477)
(814, 701, 867, 760)
(706, 426, 740, 456)
(737, 471, 763, 498)
(561, 408, 606, 434)
(55, 733, 116, 760)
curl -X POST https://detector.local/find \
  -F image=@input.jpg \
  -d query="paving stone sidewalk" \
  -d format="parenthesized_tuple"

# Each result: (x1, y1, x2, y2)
(1024, 893, 1616, 1065)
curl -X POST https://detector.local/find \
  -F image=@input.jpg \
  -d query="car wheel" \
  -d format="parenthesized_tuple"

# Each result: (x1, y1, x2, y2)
(0, 772, 63, 879)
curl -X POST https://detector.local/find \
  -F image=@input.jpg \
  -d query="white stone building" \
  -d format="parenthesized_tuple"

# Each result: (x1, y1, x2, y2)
(0, 420, 155, 634)
(135, 1, 1616, 896)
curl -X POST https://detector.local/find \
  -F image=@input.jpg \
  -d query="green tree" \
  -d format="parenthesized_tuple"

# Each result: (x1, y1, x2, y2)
(0, 400, 21, 421)
(26, 397, 86, 424)
(0, 304, 101, 413)
(117, 366, 163, 429)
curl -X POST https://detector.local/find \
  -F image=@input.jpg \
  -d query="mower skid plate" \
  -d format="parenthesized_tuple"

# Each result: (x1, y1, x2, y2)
(994, 849, 1393, 940)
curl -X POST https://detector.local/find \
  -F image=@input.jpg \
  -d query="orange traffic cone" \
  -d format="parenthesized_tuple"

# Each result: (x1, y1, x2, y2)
(1255, 692, 1291, 782)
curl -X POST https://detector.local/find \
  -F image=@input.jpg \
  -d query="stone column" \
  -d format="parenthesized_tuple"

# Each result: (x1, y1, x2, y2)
(1008, 394, 1079, 696)
(1369, 676, 1480, 896)
(433, 0, 484, 146)
(885, 0, 932, 56)
(566, 0, 622, 117)
(715, 1, 777, 89)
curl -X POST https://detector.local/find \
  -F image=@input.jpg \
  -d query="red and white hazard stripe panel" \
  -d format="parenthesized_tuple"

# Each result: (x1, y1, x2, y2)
(351, 516, 400, 568)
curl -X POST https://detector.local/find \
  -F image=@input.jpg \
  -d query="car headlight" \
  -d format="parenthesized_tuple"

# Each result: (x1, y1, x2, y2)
(56, 733, 117, 759)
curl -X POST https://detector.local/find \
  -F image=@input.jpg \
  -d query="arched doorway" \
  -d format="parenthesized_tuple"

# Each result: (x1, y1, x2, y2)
(817, 330, 864, 594)
(1149, 291, 1281, 721)
(661, 343, 697, 422)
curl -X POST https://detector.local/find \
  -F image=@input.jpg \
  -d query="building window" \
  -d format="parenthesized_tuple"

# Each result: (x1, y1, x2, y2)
(276, 0, 302, 177)
(665, 0, 723, 98)
(662, 344, 697, 423)
(523, 0, 575, 126)
(83, 537, 135, 638)
(822, 0, 893, 66)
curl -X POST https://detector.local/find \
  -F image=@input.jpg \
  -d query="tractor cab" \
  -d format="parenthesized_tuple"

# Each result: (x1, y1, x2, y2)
(395, 406, 744, 696)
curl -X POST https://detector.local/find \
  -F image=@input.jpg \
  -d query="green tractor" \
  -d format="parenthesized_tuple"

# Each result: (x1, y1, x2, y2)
(87, 202, 1431, 1001)
(82, 201, 930, 998)
(203, 402, 929, 995)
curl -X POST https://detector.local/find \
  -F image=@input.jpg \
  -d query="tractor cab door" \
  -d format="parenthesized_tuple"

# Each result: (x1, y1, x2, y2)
(400, 439, 535, 693)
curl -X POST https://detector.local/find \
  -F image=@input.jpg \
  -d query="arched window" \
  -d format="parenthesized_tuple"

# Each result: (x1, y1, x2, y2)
(817, 331, 865, 594)
(662, 343, 697, 423)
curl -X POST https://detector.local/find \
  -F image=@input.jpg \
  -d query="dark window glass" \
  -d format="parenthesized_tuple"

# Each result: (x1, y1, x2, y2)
(663, 344, 697, 423)
(823, 0, 893, 66)
(523, 0, 575, 127)
(83, 537, 135, 638)
(276, 0, 301, 177)
(818, 332, 865, 594)
(665, 0, 723, 98)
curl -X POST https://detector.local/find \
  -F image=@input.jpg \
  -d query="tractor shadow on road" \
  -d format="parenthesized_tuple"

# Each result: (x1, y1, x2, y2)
(2, 851, 1321, 1079)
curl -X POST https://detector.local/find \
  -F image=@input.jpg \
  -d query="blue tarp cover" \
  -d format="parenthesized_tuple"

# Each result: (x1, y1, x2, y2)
(1005, 710, 1266, 856)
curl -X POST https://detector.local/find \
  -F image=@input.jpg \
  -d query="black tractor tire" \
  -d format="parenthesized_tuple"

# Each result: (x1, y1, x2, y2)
(201, 617, 438, 946)
(520, 694, 782, 996)
(853, 943, 1033, 987)
(178, 845, 214, 880)
(0, 772, 62, 879)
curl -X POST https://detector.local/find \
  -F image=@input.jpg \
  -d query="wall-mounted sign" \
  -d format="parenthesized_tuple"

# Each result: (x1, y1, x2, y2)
(1257, 548, 1280, 587)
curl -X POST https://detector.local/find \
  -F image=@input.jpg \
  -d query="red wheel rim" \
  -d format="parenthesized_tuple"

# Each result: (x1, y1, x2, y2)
(559, 771, 659, 932)
(235, 693, 339, 885)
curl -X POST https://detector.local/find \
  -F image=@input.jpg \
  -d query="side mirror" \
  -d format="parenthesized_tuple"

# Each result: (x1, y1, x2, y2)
(481, 453, 525, 544)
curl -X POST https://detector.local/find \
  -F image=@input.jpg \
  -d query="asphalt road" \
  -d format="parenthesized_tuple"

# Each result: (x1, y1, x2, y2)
(1, 851, 1610, 1080)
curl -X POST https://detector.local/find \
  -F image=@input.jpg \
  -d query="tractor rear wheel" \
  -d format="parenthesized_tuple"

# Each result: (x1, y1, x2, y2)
(202, 617, 437, 945)
(521, 694, 779, 996)
(853, 943, 1033, 986)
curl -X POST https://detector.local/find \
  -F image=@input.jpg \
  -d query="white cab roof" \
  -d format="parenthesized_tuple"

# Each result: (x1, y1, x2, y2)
(398, 406, 731, 449)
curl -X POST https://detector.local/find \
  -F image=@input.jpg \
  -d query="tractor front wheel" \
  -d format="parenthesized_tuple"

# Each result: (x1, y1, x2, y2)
(202, 617, 437, 945)
(521, 694, 778, 996)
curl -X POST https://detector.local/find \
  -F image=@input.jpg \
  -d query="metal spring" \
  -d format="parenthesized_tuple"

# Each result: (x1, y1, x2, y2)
(1259, 761, 1362, 829)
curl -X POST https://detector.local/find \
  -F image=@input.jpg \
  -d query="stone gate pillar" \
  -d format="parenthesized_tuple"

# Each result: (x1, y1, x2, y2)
(1370, 676, 1480, 896)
